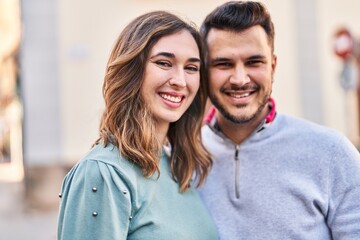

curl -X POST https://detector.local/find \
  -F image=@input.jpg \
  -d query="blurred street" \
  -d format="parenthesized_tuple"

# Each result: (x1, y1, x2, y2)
(2, 0, 360, 239)
(0, 180, 59, 240)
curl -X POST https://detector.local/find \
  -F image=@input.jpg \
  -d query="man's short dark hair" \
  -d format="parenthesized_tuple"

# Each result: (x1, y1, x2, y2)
(201, 1, 275, 51)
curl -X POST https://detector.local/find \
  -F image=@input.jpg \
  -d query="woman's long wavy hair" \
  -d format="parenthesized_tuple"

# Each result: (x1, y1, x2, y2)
(94, 11, 211, 192)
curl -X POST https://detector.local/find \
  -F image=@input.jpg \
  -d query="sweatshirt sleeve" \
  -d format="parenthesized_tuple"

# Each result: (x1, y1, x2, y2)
(327, 135, 360, 239)
(57, 159, 132, 240)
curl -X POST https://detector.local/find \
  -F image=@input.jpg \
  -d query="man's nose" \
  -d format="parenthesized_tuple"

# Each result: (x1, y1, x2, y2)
(229, 65, 250, 85)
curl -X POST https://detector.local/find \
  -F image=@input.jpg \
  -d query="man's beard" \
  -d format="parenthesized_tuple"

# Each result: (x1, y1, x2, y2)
(209, 90, 271, 124)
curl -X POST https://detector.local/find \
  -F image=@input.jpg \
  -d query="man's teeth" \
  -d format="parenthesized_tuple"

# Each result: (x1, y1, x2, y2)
(230, 92, 250, 98)
(160, 93, 182, 103)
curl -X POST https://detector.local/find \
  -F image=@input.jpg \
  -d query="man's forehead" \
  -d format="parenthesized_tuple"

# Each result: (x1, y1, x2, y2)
(206, 26, 272, 53)
(206, 28, 234, 41)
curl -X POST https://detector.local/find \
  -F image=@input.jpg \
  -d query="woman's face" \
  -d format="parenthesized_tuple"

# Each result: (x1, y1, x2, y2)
(141, 30, 200, 129)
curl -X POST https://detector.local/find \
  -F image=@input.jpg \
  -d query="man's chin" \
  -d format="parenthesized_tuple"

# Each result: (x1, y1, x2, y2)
(225, 114, 256, 124)
(218, 108, 255, 124)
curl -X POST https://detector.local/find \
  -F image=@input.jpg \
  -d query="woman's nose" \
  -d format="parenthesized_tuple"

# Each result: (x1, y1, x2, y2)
(169, 69, 187, 87)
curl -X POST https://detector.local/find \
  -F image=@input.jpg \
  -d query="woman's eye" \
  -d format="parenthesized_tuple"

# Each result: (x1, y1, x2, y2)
(185, 65, 199, 72)
(156, 61, 171, 67)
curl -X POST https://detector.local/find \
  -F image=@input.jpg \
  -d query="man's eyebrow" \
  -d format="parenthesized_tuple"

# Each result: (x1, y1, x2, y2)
(210, 55, 266, 63)
(150, 52, 200, 63)
(210, 57, 230, 64)
(247, 55, 266, 60)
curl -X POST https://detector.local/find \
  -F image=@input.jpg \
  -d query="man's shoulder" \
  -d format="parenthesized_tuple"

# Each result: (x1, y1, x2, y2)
(276, 113, 341, 137)
(275, 113, 360, 154)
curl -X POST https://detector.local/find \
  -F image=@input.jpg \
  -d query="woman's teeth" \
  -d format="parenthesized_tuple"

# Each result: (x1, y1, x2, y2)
(160, 93, 182, 103)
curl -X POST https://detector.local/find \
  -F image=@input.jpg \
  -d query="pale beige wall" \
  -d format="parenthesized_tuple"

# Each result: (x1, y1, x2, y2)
(58, 0, 360, 163)
(317, 0, 360, 143)
(263, 1, 301, 117)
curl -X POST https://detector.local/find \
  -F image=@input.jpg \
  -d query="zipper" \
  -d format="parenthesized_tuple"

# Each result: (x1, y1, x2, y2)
(235, 145, 240, 199)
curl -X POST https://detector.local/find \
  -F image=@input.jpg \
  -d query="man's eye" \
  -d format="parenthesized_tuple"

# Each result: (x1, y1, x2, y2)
(247, 60, 263, 66)
(214, 62, 232, 67)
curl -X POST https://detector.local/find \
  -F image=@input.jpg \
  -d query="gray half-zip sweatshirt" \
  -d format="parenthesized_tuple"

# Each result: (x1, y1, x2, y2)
(199, 113, 360, 240)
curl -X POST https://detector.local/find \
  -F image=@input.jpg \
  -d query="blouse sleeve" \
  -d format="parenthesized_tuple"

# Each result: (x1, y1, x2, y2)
(57, 159, 132, 240)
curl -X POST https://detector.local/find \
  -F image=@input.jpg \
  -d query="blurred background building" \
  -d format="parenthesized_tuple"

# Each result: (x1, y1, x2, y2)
(1, 0, 360, 239)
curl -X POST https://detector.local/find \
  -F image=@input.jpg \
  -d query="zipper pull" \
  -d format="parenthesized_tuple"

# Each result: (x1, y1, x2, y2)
(235, 145, 240, 199)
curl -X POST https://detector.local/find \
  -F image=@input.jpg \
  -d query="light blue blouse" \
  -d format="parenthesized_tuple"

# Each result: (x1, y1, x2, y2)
(58, 143, 218, 240)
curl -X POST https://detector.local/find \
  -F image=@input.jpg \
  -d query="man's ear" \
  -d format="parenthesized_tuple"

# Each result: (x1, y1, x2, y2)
(271, 54, 277, 82)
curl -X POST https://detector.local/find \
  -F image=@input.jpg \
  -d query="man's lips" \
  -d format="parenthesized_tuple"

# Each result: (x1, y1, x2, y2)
(222, 85, 259, 98)
(227, 92, 251, 98)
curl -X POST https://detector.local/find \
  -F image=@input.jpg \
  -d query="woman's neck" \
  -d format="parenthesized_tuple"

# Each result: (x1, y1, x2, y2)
(155, 122, 169, 145)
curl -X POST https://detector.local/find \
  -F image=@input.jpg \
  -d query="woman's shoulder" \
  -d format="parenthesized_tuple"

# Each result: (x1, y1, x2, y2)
(83, 143, 129, 167)
(84, 143, 142, 174)
(63, 144, 143, 193)
(58, 144, 135, 239)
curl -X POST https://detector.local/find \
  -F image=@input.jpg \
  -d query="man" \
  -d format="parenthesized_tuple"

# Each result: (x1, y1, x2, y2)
(199, 1, 360, 239)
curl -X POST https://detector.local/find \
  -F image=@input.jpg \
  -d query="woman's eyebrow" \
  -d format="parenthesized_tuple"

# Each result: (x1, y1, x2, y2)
(150, 52, 175, 59)
(188, 57, 201, 63)
(150, 52, 200, 63)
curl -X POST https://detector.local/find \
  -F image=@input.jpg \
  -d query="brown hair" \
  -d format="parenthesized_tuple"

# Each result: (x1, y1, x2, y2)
(95, 11, 211, 192)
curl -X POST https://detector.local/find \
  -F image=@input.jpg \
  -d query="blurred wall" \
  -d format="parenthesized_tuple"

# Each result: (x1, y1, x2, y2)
(317, 0, 360, 142)
(20, 0, 360, 167)
(21, 0, 61, 167)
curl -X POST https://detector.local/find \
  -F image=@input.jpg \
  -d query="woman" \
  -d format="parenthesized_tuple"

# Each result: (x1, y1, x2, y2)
(57, 11, 218, 240)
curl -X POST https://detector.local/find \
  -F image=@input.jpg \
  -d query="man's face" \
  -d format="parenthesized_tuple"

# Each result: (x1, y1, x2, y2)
(206, 26, 277, 124)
